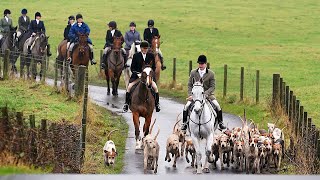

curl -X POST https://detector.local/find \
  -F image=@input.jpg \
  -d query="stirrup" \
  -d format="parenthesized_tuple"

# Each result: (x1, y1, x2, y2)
(155, 104, 161, 112)
(91, 59, 97, 65)
(181, 123, 188, 130)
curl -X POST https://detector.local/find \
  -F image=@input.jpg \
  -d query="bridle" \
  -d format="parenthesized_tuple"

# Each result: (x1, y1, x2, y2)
(189, 84, 213, 137)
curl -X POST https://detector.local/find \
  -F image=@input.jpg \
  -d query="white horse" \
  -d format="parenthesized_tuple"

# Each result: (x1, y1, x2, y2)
(188, 79, 218, 174)
(123, 40, 141, 88)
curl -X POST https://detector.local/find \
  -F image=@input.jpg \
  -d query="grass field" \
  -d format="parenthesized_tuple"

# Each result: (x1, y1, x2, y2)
(0, 80, 128, 174)
(1, 0, 319, 126)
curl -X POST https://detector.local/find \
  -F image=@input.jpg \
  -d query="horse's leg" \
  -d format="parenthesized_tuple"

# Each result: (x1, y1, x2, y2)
(143, 116, 152, 137)
(204, 134, 214, 173)
(132, 112, 141, 150)
(192, 137, 202, 174)
(105, 69, 110, 95)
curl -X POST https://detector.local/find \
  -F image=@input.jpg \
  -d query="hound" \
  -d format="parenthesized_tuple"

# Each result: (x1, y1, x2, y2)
(103, 129, 119, 166)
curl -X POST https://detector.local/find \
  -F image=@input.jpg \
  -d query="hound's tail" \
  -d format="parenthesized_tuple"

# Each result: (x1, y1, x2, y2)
(107, 129, 119, 141)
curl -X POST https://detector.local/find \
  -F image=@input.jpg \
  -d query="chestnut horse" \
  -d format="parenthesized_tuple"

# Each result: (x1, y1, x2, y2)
(56, 39, 68, 85)
(151, 36, 161, 83)
(70, 34, 90, 78)
(105, 36, 124, 96)
(129, 65, 155, 150)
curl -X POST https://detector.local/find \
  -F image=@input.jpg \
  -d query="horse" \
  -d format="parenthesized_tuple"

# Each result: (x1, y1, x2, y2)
(123, 40, 141, 89)
(56, 39, 68, 86)
(151, 36, 161, 83)
(188, 79, 218, 174)
(0, 26, 18, 75)
(22, 32, 49, 80)
(129, 65, 155, 150)
(105, 36, 124, 96)
(70, 33, 90, 79)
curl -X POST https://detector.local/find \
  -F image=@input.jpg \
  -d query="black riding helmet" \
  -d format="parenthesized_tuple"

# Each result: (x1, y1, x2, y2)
(140, 41, 149, 48)
(35, 12, 41, 19)
(108, 21, 117, 29)
(76, 14, 83, 20)
(69, 15, 75, 20)
(21, 8, 27, 15)
(129, 21, 136, 27)
(4, 9, 11, 16)
(197, 55, 207, 64)
(148, 19, 154, 27)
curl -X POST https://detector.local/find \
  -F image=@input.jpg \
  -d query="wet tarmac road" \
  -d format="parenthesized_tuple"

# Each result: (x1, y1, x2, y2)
(88, 85, 245, 174)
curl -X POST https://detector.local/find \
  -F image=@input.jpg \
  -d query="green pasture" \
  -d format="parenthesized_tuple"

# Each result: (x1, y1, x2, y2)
(0, 80, 128, 174)
(1, 0, 319, 126)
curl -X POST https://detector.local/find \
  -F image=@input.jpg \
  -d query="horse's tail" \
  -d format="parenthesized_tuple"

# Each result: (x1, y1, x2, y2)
(154, 126, 160, 140)
(149, 118, 157, 135)
(173, 113, 182, 133)
(107, 129, 119, 141)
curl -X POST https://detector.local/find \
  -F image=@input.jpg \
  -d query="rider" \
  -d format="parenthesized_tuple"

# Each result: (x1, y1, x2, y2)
(64, 15, 75, 48)
(124, 21, 141, 60)
(17, 8, 30, 41)
(181, 55, 226, 131)
(101, 21, 126, 69)
(0, 9, 13, 43)
(122, 41, 161, 113)
(143, 19, 166, 70)
(67, 14, 96, 65)
(27, 12, 52, 56)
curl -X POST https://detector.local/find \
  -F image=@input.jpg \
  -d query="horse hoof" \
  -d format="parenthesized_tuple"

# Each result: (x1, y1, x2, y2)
(107, 91, 110, 95)
(173, 164, 176, 168)
(203, 168, 210, 173)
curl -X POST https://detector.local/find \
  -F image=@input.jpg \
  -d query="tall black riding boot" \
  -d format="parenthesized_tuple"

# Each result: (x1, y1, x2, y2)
(90, 52, 96, 65)
(123, 92, 131, 112)
(155, 93, 161, 112)
(47, 44, 52, 57)
(217, 109, 226, 130)
(181, 110, 188, 130)
(101, 54, 107, 69)
(160, 55, 166, 70)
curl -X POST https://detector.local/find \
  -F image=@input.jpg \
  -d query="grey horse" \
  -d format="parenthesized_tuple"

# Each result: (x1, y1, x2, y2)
(0, 26, 17, 75)
(22, 32, 49, 80)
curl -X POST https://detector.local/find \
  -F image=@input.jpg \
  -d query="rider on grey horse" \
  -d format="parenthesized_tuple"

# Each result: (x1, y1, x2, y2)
(27, 12, 52, 57)
(181, 55, 226, 131)
(16, 8, 30, 41)
(101, 21, 126, 69)
(124, 22, 141, 66)
(67, 14, 96, 65)
(122, 41, 161, 113)
(0, 9, 14, 43)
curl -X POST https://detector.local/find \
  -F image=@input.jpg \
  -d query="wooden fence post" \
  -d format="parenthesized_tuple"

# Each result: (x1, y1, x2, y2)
(80, 68, 89, 165)
(307, 118, 312, 143)
(75, 65, 86, 98)
(173, 58, 176, 82)
(272, 74, 280, 107)
(189, 60, 192, 76)
(289, 91, 293, 121)
(3, 49, 10, 80)
(279, 78, 283, 108)
(256, 70, 260, 104)
(299, 106, 304, 136)
(29, 114, 35, 128)
(311, 124, 316, 149)
(40, 119, 47, 132)
(54, 60, 58, 88)
(295, 100, 300, 137)
(65, 60, 70, 92)
(41, 56, 47, 84)
(240, 67, 244, 101)
(282, 82, 286, 110)
(285, 86, 290, 115)
(292, 96, 296, 128)
(223, 64, 227, 98)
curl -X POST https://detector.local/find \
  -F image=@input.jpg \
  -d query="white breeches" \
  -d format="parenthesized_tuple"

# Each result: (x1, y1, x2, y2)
(184, 99, 221, 111)
(127, 80, 158, 93)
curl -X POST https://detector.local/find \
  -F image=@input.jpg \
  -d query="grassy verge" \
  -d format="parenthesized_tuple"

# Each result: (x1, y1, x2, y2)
(0, 80, 128, 174)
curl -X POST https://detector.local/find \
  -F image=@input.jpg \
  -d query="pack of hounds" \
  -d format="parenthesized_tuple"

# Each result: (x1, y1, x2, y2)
(103, 114, 285, 174)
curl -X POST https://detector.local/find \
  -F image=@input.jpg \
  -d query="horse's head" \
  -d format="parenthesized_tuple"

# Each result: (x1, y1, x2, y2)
(78, 33, 88, 54)
(113, 36, 123, 52)
(191, 78, 205, 114)
(141, 65, 154, 89)
(151, 35, 160, 51)
(38, 33, 49, 55)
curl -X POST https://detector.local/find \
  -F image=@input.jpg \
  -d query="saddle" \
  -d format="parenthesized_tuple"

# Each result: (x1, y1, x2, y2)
(128, 81, 156, 105)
